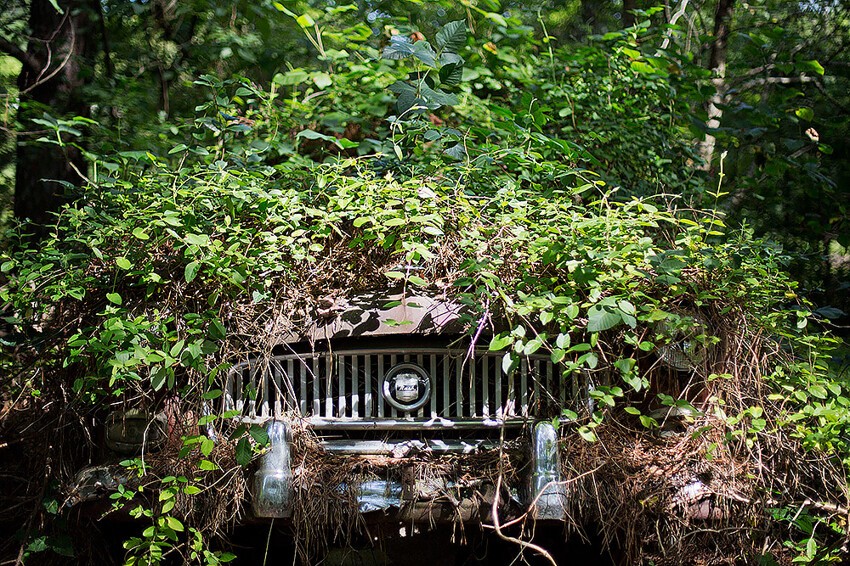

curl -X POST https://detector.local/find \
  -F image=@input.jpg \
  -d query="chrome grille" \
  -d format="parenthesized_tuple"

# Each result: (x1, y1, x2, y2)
(224, 349, 576, 425)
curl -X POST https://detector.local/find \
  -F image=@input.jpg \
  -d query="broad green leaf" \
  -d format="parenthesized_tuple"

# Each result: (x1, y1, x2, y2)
(436, 20, 467, 53)
(249, 425, 269, 446)
(411, 41, 437, 67)
(151, 367, 167, 391)
(797, 59, 825, 76)
(235, 437, 252, 466)
(295, 13, 315, 28)
(489, 333, 512, 351)
(201, 437, 214, 457)
(439, 62, 464, 86)
(106, 292, 122, 305)
(630, 60, 655, 74)
(587, 304, 622, 332)
(578, 426, 597, 442)
(184, 233, 209, 247)
(184, 261, 200, 283)
(209, 319, 226, 340)
(795, 107, 814, 121)
(116, 257, 132, 270)
(312, 72, 332, 89)
(382, 37, 415, 60)
(551, 349, 565, 363)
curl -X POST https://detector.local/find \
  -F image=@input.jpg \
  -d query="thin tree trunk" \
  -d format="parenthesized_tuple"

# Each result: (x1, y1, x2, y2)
(698, 0, 735, 171)
(14, 0, 96, 226)
(623, 0, 637, 28)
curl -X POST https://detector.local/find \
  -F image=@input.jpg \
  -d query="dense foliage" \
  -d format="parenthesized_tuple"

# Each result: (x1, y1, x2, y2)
(1, 2, 850, 565)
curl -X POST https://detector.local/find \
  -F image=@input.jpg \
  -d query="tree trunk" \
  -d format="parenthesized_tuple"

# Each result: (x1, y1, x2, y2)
(698, 0, 736, 171)
(14, 0, 96, 226)
(623, 0, 637, 28)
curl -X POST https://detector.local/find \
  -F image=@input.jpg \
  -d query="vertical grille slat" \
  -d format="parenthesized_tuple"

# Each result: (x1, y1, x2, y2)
(455, 355, 463, 418)
(442, 355, 450, 418)
(470, 359, 477, 418)
(351, 356, 359, 417)
(389, 354, 398, 418)
(482, 355, 490, 418)
(377, 355, 385, 418)
(227, 349, 567, 423)
(323, 354, 332, 418)
(429, 354, 438, 419)
(519, 358, 528, 415)
(337, 355, 346, 418)
(364, 356, 372, 418)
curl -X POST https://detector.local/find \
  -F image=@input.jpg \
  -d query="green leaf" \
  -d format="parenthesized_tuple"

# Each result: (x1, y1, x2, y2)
(198, 459, 218, 471)
(166, 515, 184, 532)
(312, 72, 332, 89)
(151, 367, 167, 391)
(132, 227, 150, 240)
(436, 20, 467, 53)
(439, 62, 464, 86)
(297, 129, 334, 142)
(295, 13, 315, 28)
(184, 233, 210, 247)
(209, 319, 226, 340)
(106, 292, 122, 305)
(489, 333, 512, 351)
(382, 37, 415, 60)
(795, 107, 814, 121)
(46, 0, 63, 14)
(809, 384, 828, 399)
(578, 426, 597, 442)
(116, 257, 132, 270)
(235, 437, 252, 466)
(249, 425, 269, 446)
(272, 2, 292, 14)
(798, 59, 825, 76)
(587, 304, 622, 332)
(411, 41, 437, 67)
(184, 261, 200, 283)
(630, 60, 655, 75)
(502, 352, 518, 375)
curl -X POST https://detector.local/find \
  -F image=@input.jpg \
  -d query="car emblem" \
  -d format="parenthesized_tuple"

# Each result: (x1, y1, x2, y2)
(383, 363, 432, 412)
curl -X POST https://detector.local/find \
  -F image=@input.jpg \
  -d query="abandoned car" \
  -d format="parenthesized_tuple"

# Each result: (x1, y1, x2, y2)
(70, 292, 711, 529)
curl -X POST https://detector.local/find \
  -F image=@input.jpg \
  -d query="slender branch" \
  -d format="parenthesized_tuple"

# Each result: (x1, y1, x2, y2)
(490, 424, 558, 566)
(660, 0, 690, 50)
(737, 74, 819, 93)
(20, 15, 76, 96)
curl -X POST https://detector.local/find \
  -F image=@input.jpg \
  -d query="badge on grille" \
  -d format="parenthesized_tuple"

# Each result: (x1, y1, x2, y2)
(383, 363, 432, 412)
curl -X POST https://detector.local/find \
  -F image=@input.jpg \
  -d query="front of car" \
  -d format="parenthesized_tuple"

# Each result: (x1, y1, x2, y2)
(225, 293, 577, 524)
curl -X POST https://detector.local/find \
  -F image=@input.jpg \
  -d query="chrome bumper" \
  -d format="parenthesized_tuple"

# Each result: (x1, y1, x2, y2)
(251, 420, 567, 522)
